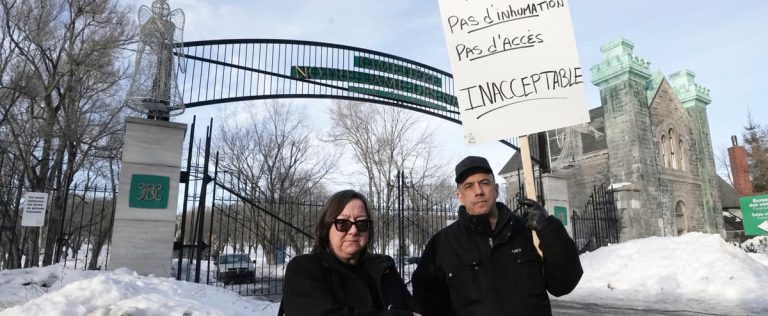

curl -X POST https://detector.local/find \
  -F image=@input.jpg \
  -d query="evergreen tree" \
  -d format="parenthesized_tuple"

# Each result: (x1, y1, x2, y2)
(743, 112, 768, 193)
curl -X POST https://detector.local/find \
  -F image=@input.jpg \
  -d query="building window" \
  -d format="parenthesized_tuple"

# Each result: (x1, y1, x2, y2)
(669, 129, 677, 169)
(678, 139, 686, 171)
(660, 128, 687, 171)
(661, 135, 668, 167)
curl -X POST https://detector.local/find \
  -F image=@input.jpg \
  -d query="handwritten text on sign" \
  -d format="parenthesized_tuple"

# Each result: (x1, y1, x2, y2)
(437, 0, 589, 144)
(22, 192, 48, 227)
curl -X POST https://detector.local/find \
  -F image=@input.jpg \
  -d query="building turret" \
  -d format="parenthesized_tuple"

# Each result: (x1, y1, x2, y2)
(591, 38, 665, 241)
(669, 70, 724, 235)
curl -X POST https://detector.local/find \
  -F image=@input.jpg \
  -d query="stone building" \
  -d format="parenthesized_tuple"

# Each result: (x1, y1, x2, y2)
(500, 38, 726, 242)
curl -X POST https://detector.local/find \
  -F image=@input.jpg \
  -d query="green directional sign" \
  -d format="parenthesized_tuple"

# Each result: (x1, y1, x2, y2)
(739, 194, 768, 236)
(353, 56, 442, 86)
(291, 66, 457, 107)
(289, 54, 459, 112)
(129, 174, 170, 209)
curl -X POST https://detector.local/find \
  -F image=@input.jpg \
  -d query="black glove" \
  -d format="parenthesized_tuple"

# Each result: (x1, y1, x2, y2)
(518, 197, 550, 231)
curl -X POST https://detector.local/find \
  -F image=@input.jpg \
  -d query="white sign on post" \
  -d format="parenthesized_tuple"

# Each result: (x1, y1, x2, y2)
(22, 192, 48, 227)
(437, 0, 590, 144)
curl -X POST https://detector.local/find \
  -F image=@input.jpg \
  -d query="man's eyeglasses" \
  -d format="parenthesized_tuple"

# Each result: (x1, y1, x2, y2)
(332, 219, 372, 233)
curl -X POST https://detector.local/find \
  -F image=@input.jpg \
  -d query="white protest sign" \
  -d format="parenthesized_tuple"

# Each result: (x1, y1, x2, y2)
(437, 0, 590, 144)
(22, 192, 48, 227)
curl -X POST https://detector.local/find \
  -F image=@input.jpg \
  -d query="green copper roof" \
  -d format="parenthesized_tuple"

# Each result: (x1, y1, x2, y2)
(591, 38, 651, 88)
(669, 69, 711, 108)
(645, 70, 665, 104)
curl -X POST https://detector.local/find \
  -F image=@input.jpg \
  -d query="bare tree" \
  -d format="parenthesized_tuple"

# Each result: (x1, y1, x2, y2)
(215, 101, 336, 263)
(715, 146, 733, 186)
(326, 100, 450, 254)
(0, 23, 17, 127)
(0, 0, 135, 266)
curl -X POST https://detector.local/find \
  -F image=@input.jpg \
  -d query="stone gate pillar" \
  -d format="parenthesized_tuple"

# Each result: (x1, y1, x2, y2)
(542, 173, 573, 236)
(109, 117, 187, 276)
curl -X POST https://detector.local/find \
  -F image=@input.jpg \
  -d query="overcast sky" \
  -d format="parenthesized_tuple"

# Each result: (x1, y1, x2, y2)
(125, 0, 768, 183)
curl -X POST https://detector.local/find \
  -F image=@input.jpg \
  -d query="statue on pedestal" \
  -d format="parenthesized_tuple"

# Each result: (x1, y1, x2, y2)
(124, 0, 185, 120)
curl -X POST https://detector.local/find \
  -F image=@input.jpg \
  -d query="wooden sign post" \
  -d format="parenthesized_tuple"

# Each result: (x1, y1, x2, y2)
(518, 135, 542, 256)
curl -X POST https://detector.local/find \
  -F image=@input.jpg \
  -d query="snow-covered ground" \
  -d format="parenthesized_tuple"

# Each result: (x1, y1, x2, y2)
(556, 233, 768, 315)
(1, 233, 766, 315)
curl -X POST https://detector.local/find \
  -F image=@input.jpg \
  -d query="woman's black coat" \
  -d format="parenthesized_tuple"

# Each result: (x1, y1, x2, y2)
(280, 251, 414, 316)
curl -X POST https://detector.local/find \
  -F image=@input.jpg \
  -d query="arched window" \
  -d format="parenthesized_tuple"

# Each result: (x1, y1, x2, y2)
(660, 135, 667, 167)
(675, 201, 687, 235)
(669, 129, 677, 169)
(678, 139, 685, 171)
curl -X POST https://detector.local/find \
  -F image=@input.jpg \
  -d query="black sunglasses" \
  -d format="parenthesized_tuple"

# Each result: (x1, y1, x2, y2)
(332, 218, 372, 233)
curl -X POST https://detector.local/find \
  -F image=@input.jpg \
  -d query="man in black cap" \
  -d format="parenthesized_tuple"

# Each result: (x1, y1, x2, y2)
(411, 156, 582, 316)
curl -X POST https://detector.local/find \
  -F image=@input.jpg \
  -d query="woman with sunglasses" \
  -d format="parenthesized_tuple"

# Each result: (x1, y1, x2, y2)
(280, 190, 418, 316)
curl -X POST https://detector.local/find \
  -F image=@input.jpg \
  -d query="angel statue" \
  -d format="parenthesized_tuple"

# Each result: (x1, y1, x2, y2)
(124, 0, 186, 120)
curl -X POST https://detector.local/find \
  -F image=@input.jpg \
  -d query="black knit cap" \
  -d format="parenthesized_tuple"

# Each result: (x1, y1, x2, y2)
(455, 156, 493, 184)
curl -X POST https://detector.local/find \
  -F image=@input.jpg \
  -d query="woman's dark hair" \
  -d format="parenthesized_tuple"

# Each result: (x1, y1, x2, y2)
(312, 190, 374, 255)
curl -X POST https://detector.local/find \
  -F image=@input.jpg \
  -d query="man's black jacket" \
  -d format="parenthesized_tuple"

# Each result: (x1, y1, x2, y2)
(411, 202, 583, 316)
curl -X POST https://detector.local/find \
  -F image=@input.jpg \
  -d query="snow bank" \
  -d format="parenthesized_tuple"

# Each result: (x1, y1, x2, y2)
(0, 265, 278, 316)
(558, 232, 768, 315)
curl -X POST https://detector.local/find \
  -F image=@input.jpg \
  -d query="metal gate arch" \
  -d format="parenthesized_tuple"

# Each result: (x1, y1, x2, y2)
(173, 39, 526, 151)
(175, 39, 459, 121)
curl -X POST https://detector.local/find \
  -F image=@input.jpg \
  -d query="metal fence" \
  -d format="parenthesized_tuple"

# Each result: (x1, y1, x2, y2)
(0, 154, 116, 272)
(572, 184, 620, 253)
(172, 121, 461, 298)
(2, 126, 554, 303)
(1, 124, 549, 303)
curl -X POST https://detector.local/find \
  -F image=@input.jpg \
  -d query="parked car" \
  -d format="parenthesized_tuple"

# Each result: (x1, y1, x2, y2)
(405, 256, 420, 265)
(395, 256, 421, 270)
(214, 253, 256, 285)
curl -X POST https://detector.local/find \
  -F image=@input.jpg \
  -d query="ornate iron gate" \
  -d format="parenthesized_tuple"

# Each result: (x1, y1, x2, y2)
(172, 119, 462, 297)
(572, 184, 619, 253)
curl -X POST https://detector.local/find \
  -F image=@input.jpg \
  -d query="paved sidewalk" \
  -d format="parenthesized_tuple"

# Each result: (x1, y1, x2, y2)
(552, 300, 732, 316)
